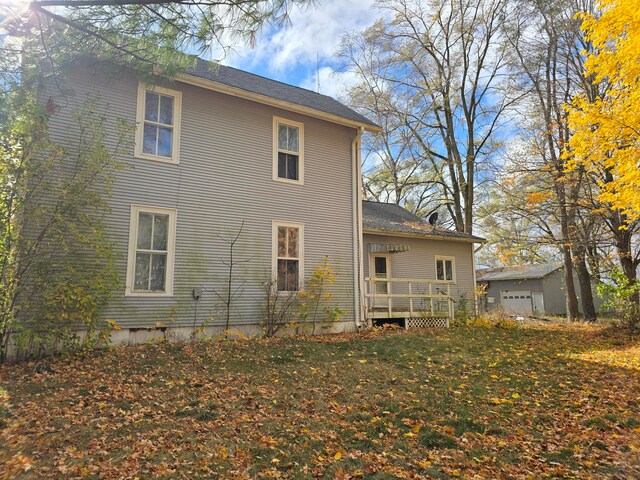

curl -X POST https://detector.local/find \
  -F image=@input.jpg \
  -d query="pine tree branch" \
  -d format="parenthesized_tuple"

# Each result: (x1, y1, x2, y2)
(33, 5, 152, 64)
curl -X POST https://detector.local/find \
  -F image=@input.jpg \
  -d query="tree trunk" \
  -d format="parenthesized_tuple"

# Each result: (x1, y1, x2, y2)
(569, 211, 597, 322)
(573, 249, 597, 321)
(555, 174, 580, 322)
(561, 245, 580, 321)
(616, 232, 640, 305)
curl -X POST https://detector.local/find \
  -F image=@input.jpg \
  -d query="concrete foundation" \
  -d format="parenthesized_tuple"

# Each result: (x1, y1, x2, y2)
(3, 320, 358, 363)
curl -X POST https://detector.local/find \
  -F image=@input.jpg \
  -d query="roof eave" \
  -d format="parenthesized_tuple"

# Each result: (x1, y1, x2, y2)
(477, 266, 562, 282)
(177, 73, 382, 133)
(364, 227, 486, 243)
(479, 275, 543, 281)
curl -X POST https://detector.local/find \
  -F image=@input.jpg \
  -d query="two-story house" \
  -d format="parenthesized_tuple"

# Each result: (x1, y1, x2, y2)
(41, 58, 377, 342)
(40, 58, 481, 344)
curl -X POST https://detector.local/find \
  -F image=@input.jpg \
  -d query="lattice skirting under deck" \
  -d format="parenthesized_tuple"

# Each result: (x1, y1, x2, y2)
(405, 317, 449, 329)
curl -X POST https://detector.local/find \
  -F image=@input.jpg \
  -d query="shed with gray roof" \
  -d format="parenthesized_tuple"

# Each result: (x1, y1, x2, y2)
(476, 263, 605, 316)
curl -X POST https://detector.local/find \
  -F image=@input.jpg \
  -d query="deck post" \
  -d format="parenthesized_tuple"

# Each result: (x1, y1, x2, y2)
(429, 283, 434, 316)
(369, 277, 374, 314)
(409, 282, 413, 317)
(447, 283, 453, 324)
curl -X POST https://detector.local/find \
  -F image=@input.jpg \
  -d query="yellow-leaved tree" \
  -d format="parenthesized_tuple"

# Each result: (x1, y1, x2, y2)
(567, 0, 640, 220)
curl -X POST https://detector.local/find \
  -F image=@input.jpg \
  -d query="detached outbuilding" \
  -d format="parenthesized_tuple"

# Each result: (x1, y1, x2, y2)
(476, 263, 605, 316)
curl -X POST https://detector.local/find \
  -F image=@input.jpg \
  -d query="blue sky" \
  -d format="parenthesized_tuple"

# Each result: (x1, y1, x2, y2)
(215, 0, 384, 100)
(0, 0, 385, 101)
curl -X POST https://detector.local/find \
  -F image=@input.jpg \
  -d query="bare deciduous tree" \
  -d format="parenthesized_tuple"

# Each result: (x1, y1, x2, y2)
(210, 220, 253, 335)
(341, 0, 516, 233)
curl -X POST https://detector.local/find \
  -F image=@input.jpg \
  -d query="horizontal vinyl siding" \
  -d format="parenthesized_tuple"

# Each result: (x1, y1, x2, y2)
(43, 64, 357, 329)
(542, 271, 568, 315)
(363, 233, 476, 307)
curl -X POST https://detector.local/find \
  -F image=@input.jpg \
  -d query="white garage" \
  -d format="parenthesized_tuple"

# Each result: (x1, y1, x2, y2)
(500, 290, 533, 315)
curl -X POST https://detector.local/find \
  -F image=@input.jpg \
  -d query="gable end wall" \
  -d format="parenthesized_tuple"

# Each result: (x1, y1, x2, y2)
(42, 64, 359, 335)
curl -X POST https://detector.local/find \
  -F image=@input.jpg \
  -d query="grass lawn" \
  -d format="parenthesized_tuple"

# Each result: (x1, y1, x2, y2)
(1, 323, 639, 479)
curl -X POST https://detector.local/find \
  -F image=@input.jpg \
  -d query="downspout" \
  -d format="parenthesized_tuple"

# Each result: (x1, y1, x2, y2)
(472, 242, 484, 316)
(352, 127, 365, 328)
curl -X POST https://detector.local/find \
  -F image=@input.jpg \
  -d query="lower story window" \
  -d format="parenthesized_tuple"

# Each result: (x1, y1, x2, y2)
(436, 256, 455, 282)
(126, 205, 177, 296)
(278, 257, 299, 291)
(274, 222, 303, 291)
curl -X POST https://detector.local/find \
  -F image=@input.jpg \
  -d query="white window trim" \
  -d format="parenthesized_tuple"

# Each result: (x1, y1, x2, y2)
(272, 116, 304, 185)
(134, 83, 182, 164)
(435, 255, 456, 283)
(126, 205, 177, 297)
(272, 220, 304, 291)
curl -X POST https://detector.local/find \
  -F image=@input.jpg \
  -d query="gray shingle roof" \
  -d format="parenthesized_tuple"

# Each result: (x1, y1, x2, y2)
(362, 201, 484, 242)
(476, 263, 563, 281)
(186, 59, 378, 129)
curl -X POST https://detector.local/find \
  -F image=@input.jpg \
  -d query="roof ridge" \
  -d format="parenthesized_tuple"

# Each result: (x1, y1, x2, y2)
(196, 58, 344, 102)
(186, 57, 379, 130)
(494, 262, 561, 269)
(363, 199, 403, 205)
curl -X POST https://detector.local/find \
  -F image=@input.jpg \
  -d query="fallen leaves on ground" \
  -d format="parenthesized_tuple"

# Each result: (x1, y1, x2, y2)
(1, 323, 639, 479)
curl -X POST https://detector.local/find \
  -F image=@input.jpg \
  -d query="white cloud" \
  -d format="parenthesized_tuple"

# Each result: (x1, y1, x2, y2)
(298, 66, 359, 100)
(223, 0, 384, 76)
(263, 0, 379, 72)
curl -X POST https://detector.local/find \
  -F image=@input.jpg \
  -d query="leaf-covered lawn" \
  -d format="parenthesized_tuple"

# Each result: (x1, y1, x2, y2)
(1, 324, 639, 479)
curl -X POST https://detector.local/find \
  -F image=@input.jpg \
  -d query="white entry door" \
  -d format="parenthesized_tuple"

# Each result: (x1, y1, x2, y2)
(371, 254, 391, 307)
(500, 290, 533, 315)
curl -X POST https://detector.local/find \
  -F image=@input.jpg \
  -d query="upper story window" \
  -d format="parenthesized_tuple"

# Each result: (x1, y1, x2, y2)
(273, 221, 304, 291)
(435, 256, 455, 282)
(135, 84, 182, 164)
(126, 205, 177, 296)
(273, 117, 304, 184)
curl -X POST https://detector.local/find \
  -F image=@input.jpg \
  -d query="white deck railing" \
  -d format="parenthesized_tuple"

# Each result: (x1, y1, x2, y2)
(364, 276, 455, 322)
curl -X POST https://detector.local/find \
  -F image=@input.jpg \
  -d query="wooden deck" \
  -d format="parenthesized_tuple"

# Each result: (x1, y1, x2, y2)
(364, 277, 454, 328)
(367, 307, 450, 318)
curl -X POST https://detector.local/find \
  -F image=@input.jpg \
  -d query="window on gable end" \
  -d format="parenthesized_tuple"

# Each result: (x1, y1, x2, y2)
(135, 84, 182, 164)
(126, 205, 177, 296)
(273, 222, 304, 291)
(273, 117, 304, 184)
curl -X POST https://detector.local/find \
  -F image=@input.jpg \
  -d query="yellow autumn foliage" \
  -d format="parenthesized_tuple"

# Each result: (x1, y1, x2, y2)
(566, 0, 640, 220)
(524, 191, 553, 206)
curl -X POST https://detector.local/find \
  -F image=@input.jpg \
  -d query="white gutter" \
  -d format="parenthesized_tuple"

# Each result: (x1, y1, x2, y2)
(352, 127, 365, 328)
(177, 74, 381, 134)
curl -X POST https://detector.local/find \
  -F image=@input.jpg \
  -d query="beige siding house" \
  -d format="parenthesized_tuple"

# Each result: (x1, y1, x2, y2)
(42, 59, 378, 342)
(38, 58, 482, 343)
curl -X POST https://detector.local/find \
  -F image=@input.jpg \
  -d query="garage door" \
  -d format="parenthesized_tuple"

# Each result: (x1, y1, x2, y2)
(500, 290, 533, 315)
